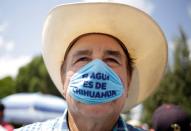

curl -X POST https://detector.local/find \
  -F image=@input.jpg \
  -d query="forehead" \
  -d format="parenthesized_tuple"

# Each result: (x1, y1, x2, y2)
(66, 34, 126, 56)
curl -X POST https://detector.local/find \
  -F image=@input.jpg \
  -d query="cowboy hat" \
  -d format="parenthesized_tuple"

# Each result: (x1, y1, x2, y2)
(42, 2, 168, 113)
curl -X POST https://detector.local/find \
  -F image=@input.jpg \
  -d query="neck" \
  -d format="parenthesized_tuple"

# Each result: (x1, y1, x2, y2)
(68, 111, 118, 131)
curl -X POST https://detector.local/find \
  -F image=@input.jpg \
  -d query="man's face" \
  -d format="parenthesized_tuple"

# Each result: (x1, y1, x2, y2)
(61, 34, 131, 118)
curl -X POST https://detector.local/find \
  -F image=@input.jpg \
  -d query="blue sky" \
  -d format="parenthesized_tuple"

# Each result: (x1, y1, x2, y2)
(0, 0, 191, 78)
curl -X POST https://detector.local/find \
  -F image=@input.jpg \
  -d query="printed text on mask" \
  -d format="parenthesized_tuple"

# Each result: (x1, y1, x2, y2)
(72, 72, 116, 98)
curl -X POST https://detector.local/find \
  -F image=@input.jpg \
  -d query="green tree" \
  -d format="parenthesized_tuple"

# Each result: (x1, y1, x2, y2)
(15, 55, 61, 96)
(0, 76, 16, 98)
(142, 28, 191, 125)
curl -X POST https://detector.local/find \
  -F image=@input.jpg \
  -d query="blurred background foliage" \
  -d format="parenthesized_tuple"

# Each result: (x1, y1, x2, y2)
(0, 76, 16, 98)
(15, 56, 60, 96)
(142, 28, 191, 125)
(0, 28, 190, 125)
(0, 56, 61, 99)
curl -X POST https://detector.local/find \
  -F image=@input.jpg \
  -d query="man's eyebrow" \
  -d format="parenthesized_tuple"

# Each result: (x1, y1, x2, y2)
(104, 50, 122, 59)
(73, 50, 92, 58)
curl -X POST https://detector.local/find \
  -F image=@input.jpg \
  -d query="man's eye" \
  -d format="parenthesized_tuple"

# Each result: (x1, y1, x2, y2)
(74, 57, 90, 64)
(104, 58, 120, 65)
(79, 57, 90, 61)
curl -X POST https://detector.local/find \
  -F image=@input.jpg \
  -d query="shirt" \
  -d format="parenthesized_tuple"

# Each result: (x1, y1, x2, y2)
(15, 109, 144, 131)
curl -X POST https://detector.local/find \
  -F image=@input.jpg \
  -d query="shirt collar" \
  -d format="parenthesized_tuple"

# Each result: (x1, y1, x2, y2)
(61, 109, 129, 131)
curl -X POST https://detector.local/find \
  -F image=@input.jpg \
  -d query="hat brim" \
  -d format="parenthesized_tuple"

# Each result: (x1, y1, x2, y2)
(42, 2, 168, 113)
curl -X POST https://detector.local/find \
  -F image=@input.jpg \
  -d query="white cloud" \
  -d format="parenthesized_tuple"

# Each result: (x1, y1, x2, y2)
(0, 36, 15, 52)
(0, 56, 32, 79)
(0, 22, 30, 78)
(81, 0, 155, 14)
(0, 22, 8, 32)
(0, 22, 30, 79)
(0, 36, 4, 48)
(4, 41, 15, 52)
(0, 23, 15, 52)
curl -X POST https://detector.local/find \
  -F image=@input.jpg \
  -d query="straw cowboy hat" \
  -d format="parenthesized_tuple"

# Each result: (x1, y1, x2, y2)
(42, 2, 168, 113)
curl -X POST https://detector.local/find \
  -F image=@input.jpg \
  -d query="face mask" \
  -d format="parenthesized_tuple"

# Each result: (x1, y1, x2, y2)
(68, 59, 124, 104)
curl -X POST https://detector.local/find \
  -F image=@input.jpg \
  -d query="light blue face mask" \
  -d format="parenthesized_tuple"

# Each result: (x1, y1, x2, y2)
(68, 59, 124, 104)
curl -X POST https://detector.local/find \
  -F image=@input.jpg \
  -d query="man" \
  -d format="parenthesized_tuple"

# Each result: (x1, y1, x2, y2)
(16, 2, 167, 131)
(0, 102, 14, 131)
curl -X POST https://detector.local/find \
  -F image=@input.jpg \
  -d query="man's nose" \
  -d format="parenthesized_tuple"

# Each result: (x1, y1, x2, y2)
(91, 52, 104, 61)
